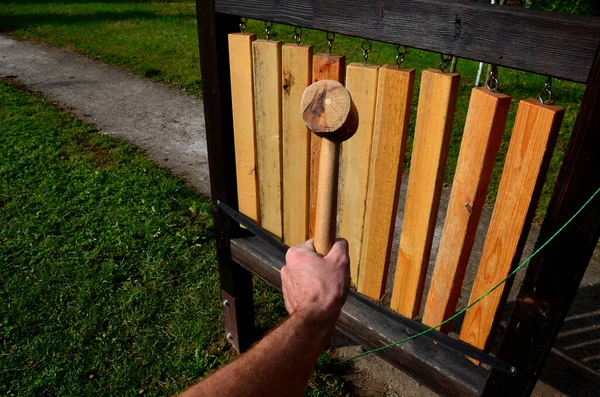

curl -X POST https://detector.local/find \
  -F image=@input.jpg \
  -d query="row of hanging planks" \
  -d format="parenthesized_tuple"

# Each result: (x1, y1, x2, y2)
(227, 33, 565, 354)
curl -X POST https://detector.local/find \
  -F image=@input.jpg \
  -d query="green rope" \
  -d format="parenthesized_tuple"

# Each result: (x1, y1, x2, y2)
(337, 185, 600, 365)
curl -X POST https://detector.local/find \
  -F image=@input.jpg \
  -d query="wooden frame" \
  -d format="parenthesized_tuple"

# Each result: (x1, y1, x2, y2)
(196, 0, 600, 395)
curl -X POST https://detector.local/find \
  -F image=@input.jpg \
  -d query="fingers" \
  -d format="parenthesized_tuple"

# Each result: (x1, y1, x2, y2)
(325, 238, 349, 267)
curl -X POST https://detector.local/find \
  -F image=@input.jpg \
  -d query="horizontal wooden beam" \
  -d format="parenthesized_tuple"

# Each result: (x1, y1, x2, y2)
(231, 236, 490, 397)
(215, 0, 600, 83)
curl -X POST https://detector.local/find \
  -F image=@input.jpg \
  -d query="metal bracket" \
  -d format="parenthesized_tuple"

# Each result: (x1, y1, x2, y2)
(221, 290, 240, 352)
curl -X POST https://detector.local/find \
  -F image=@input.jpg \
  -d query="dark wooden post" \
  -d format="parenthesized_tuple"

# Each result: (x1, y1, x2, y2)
(483, 45, 600, 396)
(195, 0, 255, 352)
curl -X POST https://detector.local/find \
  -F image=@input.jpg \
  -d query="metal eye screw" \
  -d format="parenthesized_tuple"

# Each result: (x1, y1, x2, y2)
(486, 65, 499, 92)
(396, 45, 407, 68)
(239, 17, 247, 34)
(439, 53, 452, 72)
(539, 77, 553, 104)
(361, 40, 372, 65)
(326, 32, 335, 55)
(265, 21, 272, 40)
(294, 27, 303, 45)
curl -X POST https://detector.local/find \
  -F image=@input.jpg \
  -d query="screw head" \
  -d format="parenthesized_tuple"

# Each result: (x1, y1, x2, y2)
(227, 333, 233, 340)
(510, 366, 517, 375)
(222, 300, 229, 307)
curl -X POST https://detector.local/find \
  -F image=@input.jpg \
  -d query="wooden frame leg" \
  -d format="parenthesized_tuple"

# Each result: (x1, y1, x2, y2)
(196, 0, 255, 352)
(483, 46, 600, 396)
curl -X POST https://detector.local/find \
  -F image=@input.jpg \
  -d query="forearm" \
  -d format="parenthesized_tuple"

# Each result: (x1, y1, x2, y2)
(181, 313, 337, 397)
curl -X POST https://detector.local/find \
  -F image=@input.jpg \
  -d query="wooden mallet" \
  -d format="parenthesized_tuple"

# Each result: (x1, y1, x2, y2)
(301, 79, 358, 255)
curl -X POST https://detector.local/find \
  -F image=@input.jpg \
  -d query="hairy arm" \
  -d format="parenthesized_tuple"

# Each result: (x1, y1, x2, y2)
(180, 238, 350, 397)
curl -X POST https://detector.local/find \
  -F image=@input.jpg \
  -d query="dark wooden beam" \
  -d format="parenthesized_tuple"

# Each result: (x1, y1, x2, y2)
(231, 236, 489, 397)
(483, 45, 600, 396)
(215, 0, 600, 83)
(195, 0, 255, 352)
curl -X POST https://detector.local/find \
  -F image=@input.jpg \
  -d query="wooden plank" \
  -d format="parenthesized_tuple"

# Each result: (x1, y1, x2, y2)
(282, 44, 313, 246)
(231, 236, 489, 397)
(391, 68, 460, 318)
(196, 2, 255, 352)
(422, 88, 511, 331)
(483, 46, 600, 397)
(309, 54, 346, 238)
(339, 63, 380, 285)
(214, 0, 600, 83)
(357, 65, 415, 299)
(459, 98, 564, 353)
(253, 39, 283, 238)
(228, 33, 260, 223)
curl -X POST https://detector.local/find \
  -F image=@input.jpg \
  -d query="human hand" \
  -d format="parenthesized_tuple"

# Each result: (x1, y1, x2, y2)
(280, 238, 350, 326)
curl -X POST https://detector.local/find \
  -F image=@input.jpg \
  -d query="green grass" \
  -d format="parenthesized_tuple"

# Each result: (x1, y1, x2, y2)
(0, 80, 347, 396)
(0, 0, 588, 220)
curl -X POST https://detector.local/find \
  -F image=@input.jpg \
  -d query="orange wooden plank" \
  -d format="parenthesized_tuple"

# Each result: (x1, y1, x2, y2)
(357, 65, 415, 298)
(308, 53, 346, 238)
(390, 68, 460, 318)
(339, 63, 380, 285)
(253, 39, 283, 238)
(282, 44, 313, 246)
(422, 88, 511, 331)
(228, 33, 259, 222)
(459, 98, 564, 352)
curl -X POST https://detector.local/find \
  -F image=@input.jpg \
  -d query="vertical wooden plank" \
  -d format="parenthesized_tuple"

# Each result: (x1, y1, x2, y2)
(357, 65, 415, 298)
(390, 68, 460, 318)
(309, 54, 346, 238)
(422, 88, 511, 331)
(483, 47, 600, 397)
(195, 1, 254, 352)
(339, 63, 380, 285)
(228, 33, 260, 223)
(253, 40, 283, 238)
(459, 99, 564, 352)
(282, 44, 313, 246)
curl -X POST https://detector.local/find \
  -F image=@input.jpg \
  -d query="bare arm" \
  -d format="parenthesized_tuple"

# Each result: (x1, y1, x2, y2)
(180, 238, 350, 397)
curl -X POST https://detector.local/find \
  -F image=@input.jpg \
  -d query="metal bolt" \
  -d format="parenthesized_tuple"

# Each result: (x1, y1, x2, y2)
(510, 366, 517, 375)
(223, 300, 229, 307)
(227, 333, 233, 340)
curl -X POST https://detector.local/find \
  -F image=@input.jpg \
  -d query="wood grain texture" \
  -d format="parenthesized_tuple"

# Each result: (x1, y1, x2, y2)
(357, 65, 415, 299)
(196, 4, 255, 352)
(459, 98, 564, 352)
(228, 33, 260, 223)
(215, 0, 600, 83)
(422, 87, 511, 331)
(483, 46, 600, 397)
(231, 236, 489, 397)
(339, 63, 380, 285)
(391, 68, 460, 318)
(309, 54, 346, 238)
(253, 39, 283, 238)
(282, 44, 312, 246)
(313, 139, 340, 255)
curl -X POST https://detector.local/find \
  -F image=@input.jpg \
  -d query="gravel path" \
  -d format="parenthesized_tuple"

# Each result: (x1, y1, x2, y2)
(0, 34, 210, 196)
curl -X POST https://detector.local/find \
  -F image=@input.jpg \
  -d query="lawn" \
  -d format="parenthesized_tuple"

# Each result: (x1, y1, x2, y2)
(0, 80, 347, 396)
(0, 0, 590, 220)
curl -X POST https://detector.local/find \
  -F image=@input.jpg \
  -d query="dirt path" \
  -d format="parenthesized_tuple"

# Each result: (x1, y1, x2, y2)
(0, 34, 210, 196)
(1, 33, 598, 396)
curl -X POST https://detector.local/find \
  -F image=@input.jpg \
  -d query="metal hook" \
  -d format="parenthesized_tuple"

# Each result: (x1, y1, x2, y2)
(396, 45, 407, 68)
(326, 32, 335, 55)
(239, 17, 247, 34)
(486, 64, 499, 92)
(361, 40, 372, 65)
(539, 77, 553, 104)
(264, 21, 272, 40)
(439, 54, 452, 72)
(294, 27, 303, 45)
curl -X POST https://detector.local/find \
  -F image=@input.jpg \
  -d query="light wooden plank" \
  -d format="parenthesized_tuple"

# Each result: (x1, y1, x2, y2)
(228, 33, 260, 222)
(253, 39, 283, 238)
(422, 88, 511, 331)
(459, 98, 564, 352)
(282, 44, 313, 246)
(339, 63, 380, 285)
(390, 68, 460, 318)
(357, 65, 415, 299)
(309, 53, 346, 238)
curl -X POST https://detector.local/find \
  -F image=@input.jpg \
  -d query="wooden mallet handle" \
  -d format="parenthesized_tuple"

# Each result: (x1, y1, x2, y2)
(301, 80, 358, 255)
